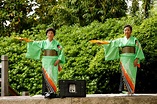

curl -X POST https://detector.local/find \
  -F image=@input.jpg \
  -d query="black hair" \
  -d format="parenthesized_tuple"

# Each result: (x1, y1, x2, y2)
(124, 25, 132, 32)
(46, 28, 56, 36)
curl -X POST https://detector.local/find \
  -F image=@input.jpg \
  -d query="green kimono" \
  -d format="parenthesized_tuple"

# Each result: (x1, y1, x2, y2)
(104, 36, 144, 93)
(26, 39, 65, 93)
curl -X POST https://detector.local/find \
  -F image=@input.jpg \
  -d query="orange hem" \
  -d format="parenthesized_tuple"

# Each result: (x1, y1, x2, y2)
(42, 68, 57, 92)
(120, 62, 135, 93)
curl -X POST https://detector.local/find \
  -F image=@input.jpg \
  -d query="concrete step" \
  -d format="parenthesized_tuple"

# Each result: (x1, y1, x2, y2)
(0, 94, 157, 104)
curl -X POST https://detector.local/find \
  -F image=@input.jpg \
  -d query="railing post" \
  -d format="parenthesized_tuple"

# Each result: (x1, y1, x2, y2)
(1, 55, 8, 96)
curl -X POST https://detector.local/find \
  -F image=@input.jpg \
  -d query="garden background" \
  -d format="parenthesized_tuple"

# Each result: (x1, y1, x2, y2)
(0, 0, 157, 95)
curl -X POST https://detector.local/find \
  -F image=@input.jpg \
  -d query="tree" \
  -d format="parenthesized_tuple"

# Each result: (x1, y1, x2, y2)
(33, 0, 128, 27)
(131, 0, 139, 15)
(142, 0, 153, 18)
(0, 0, 128, 34)
(58, 0, 128, 26)
(34, 0, 57, 25)
(0, 0, 34, 36)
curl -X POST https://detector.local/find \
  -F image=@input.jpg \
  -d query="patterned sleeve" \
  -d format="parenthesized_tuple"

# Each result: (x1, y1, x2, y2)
(134, 39, 145, 60)
(57, 43, 65, 64)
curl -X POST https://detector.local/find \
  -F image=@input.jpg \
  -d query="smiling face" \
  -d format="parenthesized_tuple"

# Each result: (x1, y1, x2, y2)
(124, 26, 132, 39)
(47, 30, 55, 41)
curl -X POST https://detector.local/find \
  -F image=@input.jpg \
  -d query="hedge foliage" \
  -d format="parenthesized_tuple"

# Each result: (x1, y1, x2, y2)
(0, 16, 157, 95)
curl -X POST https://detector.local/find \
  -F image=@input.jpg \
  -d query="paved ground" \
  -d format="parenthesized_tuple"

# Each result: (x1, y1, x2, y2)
(86, 93, 157, 97)
(0, 94, 157, 99)
(0, 94, 157, 104)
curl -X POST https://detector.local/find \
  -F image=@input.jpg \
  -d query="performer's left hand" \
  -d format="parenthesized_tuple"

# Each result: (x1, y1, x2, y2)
(134, 58, 138, 67)
(54, 60, 60, 66)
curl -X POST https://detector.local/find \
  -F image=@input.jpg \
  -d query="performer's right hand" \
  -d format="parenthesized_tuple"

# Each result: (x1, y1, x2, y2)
(96, 42, 102, 45)
(18, 37, 24, 41)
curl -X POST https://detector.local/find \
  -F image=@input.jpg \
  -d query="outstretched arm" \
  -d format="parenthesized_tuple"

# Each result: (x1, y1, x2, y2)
(89, 40, 110, 45)
(14, 37, 33, 42)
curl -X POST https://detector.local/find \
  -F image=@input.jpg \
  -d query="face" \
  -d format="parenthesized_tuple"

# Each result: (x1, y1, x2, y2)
(124, 27, 132, 39)
(47, 30, 55, 41)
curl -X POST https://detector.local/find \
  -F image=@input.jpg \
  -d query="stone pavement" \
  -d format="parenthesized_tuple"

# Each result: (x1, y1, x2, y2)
(0, 94, 157, 104)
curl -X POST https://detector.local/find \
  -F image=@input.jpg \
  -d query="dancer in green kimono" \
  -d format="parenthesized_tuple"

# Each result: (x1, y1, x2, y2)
(92, 25, 144, 94)
(20, 28, 65, 98)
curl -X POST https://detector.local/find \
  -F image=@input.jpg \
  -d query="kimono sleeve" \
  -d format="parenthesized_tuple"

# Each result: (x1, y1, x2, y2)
(103, 39, 120, 61)
(25, 41, 42, 60)
(135, 39, 145, 61)
(57, 44, 65, 64)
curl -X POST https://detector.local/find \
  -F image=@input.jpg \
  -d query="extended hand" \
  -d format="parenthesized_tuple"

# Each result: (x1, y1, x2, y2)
(96, 42, 103, 45)
(89, 40, 109, 45)
(14, 37, 33, 42)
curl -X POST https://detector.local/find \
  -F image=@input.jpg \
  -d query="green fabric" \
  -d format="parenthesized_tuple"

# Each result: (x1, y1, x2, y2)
(120, 53, 137, 84)
(26, 39, 65, 63)
(104, 36, 145, 61)
(25, 39, 65, 88)
(42, 56, 59, 85)
(26, 42, 41, 60)
(103, 36, 145, 92)
(103, 41, 120, 60)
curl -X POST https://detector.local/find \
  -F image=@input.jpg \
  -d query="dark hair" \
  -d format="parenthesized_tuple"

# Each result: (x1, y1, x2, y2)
(46, 28, 56, 36)
(124, 25, 132, 32)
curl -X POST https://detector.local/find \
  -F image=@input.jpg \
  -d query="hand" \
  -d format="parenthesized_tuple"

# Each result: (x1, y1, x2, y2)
(96, 42, 102, 45)
(18, 37, 24, 41)
(24, 39, 33, 42)
(54, 60, 60, 66)
(134, 58, 138, 67)
(15, 37, 32, 42)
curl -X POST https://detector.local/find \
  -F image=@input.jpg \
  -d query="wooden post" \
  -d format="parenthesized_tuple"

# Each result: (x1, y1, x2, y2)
(1, 55, 8, 96)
